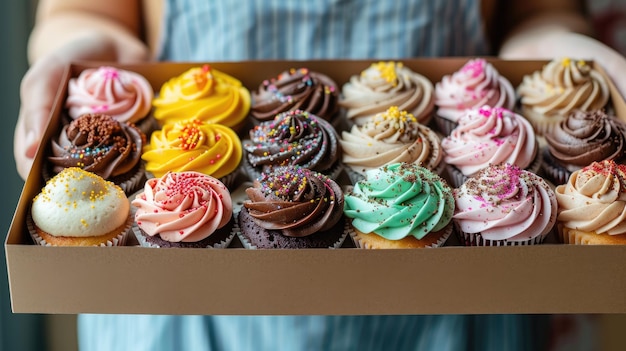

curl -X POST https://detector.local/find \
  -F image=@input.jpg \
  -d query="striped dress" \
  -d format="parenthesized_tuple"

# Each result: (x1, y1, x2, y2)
(79, 1, 550, 350)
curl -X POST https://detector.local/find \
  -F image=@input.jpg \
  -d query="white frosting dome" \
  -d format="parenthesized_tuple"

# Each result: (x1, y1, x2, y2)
(31, 167, 129, 237)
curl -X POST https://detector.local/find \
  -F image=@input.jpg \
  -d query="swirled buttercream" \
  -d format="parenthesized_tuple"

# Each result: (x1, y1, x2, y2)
(517, 58, 609, 135)
(242, 166, 344, 237)
(49, 113, 145, 179)
(66, 66, 154, 124)
(442, 106, 537, 176)
(251, 68, 339, 122)
(243, 110, 340, 174)
(555, 160, 626, 235)
(545, 110, 626, 171)
(453, 163, 557, 242)
(435, 59, 515, 122)
(340, 61, 434, 125)
(132, 171, 232, 242)
(153, 65, 250, 128)
(341, 106, 442, 173)
(142, 118, 241, 179)
(344, 163, 454, 240)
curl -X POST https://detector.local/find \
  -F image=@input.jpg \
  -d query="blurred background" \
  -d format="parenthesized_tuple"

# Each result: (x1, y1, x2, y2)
(2, 1, 626, 350)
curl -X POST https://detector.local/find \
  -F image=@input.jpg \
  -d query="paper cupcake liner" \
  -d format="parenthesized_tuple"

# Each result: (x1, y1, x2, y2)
(432, 114, 458, 136)
(454, 222, 546, 246)
(27, 211, 130, 247)
(540, 148, 575, 186)
(348, 221, 452, 249)
(557, 224, 626, 245)
(131, 222, 236, 249)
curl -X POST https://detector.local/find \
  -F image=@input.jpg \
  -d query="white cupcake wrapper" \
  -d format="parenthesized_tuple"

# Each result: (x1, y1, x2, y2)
(348, 222, 453, 249)
(27, 211, 131, 247)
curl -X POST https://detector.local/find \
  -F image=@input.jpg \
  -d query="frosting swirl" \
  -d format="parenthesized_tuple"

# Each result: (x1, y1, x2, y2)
(545, 110, 626, 171)
(49, 113, 145, 179)
(132, 171, 232, 242)
(244, 110, 340, 173)
(142, 118, 242, 179)
(340, 61, 434, 125)
(341, 106, 442, 173)
(153, 65, 251, 128)
(251, 68, 339, 122)
(555, 160, 626, 235)
(243, 166, 344, 237)
(66, 66, 154, 124)
(435, 59, 515, 122)
(442, 106, 537, 176)
(344, 163, 454, 240)
(31, 168, 129, 238)
(517, 58, 609, 131)
(453, 163, 557, 242)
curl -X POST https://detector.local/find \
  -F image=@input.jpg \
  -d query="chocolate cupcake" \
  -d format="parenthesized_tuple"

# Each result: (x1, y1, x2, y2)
(47, 113, 146, 194)
(237, 165, 346, 249)
(251, 67, 340, 125)
(543, 109, 626, 185)
(242, 110, 342, 181)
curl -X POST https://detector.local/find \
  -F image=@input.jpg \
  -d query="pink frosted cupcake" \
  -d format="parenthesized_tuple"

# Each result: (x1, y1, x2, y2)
(441, 106, 540, 188)
(453, 163, 557, 246)
(131, 171, 235, 248)
(434, 58, 515, 135)
(66, 66, 156, 135)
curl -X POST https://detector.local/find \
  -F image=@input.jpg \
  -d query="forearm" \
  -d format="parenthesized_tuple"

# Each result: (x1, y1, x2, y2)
(28, 0, 147, 64)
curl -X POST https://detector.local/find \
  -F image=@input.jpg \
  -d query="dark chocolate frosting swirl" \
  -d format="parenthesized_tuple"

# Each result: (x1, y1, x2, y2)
(243, 166, 344, 237)
(244, 110, 340, 173)
(545, 110, 626, 170)
(49, 113, 145, 178)
(251, 68, 339, 122)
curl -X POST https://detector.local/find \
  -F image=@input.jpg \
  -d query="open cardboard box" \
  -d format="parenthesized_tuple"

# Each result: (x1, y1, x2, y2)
(6, 58, 626, 315)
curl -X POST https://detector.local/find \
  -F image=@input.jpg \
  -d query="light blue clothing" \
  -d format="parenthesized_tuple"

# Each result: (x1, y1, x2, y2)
(80, 1, 548, 350)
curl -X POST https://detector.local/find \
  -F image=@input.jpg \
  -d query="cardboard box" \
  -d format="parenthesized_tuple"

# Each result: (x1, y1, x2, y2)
(6, 59, 626, 315)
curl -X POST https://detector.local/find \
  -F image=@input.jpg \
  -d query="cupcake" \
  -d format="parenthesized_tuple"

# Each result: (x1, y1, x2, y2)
(65, 66, 156, 135)
(250, 67, 340, 124)
(517, 57, 610, 136)
(339, 61, 434, 127)
(28, 167, 131, 246)
(47, 113, 147, 194)
(434, 58, 515, 135)
(543, 109, 626, 185)
(242, 110, 341, 181)
(344, 163, 454, 249)
(340, 106, 443, 184)
(441, 106, 540, 188)
(141, 118, 242, 189)
(152, 64, 251, 131)
(131, 171, 235, 248)
(237, 165, 346, 249)
(453, 163, 557, 246)
(555, 160, 626, 245)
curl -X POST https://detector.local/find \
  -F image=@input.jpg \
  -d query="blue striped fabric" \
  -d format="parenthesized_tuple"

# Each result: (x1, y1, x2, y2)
(77, 1, 549, 350)
(157, 0, 490, 61)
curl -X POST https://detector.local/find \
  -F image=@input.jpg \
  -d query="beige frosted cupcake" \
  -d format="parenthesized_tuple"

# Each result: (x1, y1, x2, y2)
(343, 163, 454, 249)
(28, 167, 131, 246)
(339, 61, 434, 128)
(555, 160, 626, 245)
(340, 106, 444, 184)
(517, 57, 609, 136)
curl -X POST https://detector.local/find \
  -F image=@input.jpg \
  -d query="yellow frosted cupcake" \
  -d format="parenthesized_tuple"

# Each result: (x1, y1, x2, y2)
(142, 118, 242, 188)
(153, 64, 251, 131)
(555, 160, 626, 244)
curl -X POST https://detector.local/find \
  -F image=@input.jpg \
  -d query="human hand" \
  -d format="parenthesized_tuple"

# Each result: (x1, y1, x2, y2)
(499, 30, 626, 99)
(14, 32, 147, 180)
